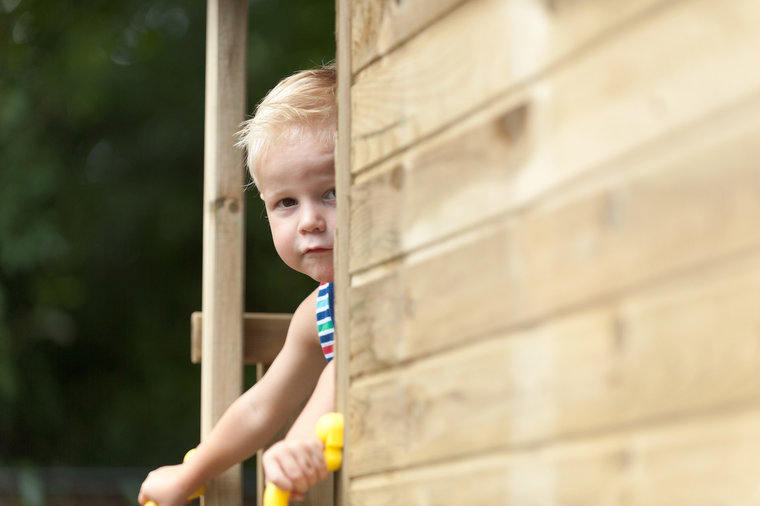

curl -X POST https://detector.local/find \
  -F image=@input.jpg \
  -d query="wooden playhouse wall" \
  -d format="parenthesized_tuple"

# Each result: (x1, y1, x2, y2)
(337, 0, 760, 503)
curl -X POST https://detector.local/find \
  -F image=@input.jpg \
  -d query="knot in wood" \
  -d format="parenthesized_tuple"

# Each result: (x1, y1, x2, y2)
(496, 103, 529, 145)
(212, 196, 240, 214)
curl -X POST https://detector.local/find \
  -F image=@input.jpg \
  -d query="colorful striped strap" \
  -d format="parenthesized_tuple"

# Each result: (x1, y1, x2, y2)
(316, 282, 335, 362)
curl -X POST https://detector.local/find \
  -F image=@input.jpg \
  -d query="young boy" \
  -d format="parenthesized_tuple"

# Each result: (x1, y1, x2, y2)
(138, 65, 338, 506)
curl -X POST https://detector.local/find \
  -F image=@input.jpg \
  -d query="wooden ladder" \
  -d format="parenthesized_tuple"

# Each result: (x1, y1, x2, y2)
(196, 1, 335, 505)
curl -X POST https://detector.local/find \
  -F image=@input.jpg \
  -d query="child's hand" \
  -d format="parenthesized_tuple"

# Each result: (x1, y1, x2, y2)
(138, 464, 193, 506)
(262, 438, 328, 501)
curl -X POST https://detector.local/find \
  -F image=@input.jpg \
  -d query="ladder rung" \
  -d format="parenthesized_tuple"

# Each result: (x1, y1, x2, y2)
(191, 312, 292, 365)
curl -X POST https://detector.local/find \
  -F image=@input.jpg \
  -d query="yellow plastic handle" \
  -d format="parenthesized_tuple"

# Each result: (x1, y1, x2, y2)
(144, 449, 206, 506)
(263, 412, 344, 506)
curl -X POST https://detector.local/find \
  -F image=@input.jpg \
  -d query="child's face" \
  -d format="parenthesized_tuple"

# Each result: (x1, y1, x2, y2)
(256, 128, 336, 283)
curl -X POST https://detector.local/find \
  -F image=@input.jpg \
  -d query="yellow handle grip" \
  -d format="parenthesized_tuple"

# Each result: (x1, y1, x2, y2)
(264, 412, 344, 506)
(144, 449, 206, 506)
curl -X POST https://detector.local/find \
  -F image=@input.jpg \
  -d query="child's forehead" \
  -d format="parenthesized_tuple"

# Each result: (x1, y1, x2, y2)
(252, 121, 334, 183)
(256, 130, 334, 192)
(276, 121, 334, 145)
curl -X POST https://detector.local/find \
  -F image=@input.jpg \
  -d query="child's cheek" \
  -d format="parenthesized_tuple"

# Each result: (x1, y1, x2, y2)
(272, 229, 297, 267)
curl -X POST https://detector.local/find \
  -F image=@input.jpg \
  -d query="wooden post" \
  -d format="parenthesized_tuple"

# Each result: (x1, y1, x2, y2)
(201, 0, 247, 505)
(334, 0, 351, 504)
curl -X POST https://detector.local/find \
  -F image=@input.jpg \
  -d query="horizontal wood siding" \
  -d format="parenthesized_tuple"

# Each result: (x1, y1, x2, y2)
(349, 0, 760, 272)
(351, 0, 468, 72)
(344, 0, 760, 503)
(350, 250, 760, 474)
(348, 93, 760, 376)
(350, 0, 676, 173)
(351, 406, 760, 505)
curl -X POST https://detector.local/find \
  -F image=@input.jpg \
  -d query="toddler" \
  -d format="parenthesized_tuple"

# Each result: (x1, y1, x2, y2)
(139, 65, 338, 506)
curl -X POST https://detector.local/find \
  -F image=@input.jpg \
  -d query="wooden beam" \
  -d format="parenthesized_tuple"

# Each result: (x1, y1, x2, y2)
(335, 0, 352, 504)
(201, 0, 247, 505)
(190, 312, 291, 365)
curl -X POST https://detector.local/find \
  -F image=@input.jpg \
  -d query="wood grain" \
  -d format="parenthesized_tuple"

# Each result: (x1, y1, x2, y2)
(349, 0, 760, 270)
(350, 405, 760, 505)
(349, 250, 760, 474)
(191, 312, 290, 365)
(349, 90, 760, 376)
(336, 0, 354, 503)
(350, 0, 673, 172)
(344, 0, 760, 502)
(200, 0, 248, 504)
(350, 0, 468, 72)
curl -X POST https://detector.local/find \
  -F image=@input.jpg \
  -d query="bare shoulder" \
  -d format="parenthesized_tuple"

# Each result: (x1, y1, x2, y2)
(287, 286, 321, 348)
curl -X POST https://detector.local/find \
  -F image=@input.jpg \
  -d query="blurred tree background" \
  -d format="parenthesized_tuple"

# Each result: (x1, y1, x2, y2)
(0, 0, 334, 483)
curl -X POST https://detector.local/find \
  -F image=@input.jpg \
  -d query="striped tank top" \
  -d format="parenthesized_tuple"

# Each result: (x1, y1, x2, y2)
(316, 282, 335, 363)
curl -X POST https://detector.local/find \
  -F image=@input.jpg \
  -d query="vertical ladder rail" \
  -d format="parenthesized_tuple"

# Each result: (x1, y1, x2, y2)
(201, 0, 248, 504)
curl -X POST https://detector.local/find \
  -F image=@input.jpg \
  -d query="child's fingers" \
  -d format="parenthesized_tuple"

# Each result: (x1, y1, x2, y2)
(288, 439, 328, 490)
(299, 454, 323, 486)
(304, 441, 328, 482)
(279, 449, 312, 494)
(265, 464, 295, 493)
(264, 446, 301, 492)
(263, 439, 330, 496)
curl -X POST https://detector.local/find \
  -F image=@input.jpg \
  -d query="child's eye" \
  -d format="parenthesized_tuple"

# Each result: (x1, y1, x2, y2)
(324, 189, 336, 200)
(276, 198, 298, 208)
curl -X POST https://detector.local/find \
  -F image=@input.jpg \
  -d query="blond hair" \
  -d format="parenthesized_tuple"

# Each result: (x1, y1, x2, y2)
(237, 65, 336, 186)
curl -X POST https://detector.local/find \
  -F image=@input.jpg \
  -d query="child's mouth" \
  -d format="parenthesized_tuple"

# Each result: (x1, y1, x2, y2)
(305, 247, 331, 254)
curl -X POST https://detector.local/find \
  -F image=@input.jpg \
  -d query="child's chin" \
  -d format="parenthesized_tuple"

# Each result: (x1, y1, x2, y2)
(309, 266, 334, 283)
(301, 257, 333, 281)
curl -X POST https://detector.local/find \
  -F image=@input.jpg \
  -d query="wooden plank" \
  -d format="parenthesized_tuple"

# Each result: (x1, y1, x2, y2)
(348, 89, 760, 376)
(349, 99, 529, 272)
(348, 250, 760, 475)
(350, 0, 467, 72)
(349, 0, 760, 270)
(190, 312, 290, 365)
(350, 405, 760, 505)
(336, 0, 353, 504)
(350, 0, 674, 172)
(201, 0, 248, 504)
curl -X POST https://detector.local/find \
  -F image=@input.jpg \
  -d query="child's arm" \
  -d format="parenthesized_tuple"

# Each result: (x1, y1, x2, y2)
(261, 360, 335, 499)
(138, 288, 326, 506)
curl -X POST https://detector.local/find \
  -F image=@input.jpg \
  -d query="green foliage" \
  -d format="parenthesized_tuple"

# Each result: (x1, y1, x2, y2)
(0, 0, 334, 467)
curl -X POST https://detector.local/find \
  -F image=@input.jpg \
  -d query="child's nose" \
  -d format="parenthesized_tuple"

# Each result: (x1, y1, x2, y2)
(299, 203, 326, 233)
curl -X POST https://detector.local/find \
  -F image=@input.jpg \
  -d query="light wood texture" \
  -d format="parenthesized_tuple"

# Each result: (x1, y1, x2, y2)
(201, 0, 248, 504)
(350, 0, 676, 173)
(351, 0, 467, 72)
(349, 90, 760, 377)
(349, 248, 760, 475)
(342, 0, 760, 503)
(190, 312, 290, 365)
(349, 99, 529, 272)
(335, 0, 353, 504)
(350, 0, 760, 271)
(350, 405, 760, 505)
